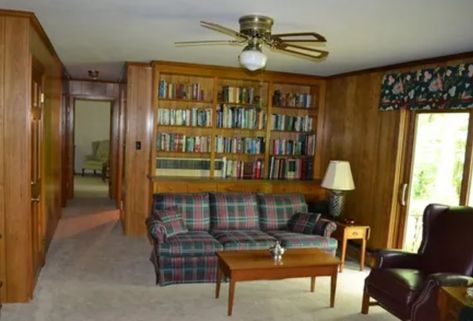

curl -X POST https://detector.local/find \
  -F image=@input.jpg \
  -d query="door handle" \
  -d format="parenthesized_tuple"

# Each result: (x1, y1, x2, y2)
(31, 198, 40, 203)
(400, 183, 408, 206)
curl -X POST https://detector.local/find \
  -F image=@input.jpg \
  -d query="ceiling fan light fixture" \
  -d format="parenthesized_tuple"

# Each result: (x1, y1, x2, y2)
(239, 45, 267, 71)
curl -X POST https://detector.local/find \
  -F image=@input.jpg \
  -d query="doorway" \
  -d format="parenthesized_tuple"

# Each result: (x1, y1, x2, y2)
(400, 112, 471, 251)
(73, 99, 112, 199)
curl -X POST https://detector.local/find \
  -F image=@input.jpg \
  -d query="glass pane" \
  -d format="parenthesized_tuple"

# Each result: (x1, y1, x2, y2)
(403, 113, 469, 252)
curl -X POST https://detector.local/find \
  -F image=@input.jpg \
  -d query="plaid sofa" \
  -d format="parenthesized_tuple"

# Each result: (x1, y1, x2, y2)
(147, 192, 338, 286)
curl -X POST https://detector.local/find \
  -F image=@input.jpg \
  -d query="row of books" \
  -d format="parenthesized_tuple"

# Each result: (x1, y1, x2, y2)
(156, 157, 215, 177)
(157, 108, 212, 127)
(157, 133, 211, 153)
(271, 114, 313, 132)
(158, 80, 206, 101)
(271, 135, 316, 156)
(222, 158, 264, 179)
(269, 157, 314, 180)
(219, 86, 261, 104)
(216, 104, 266, 129)
(272, 90, 313, 108)
(215, 136, 265, 154)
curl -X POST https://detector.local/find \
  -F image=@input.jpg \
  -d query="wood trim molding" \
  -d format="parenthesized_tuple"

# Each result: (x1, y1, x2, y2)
(328, 51, 473, 79)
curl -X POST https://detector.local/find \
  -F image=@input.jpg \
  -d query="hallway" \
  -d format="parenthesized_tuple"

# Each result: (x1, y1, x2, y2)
(2, 176, 153, 320)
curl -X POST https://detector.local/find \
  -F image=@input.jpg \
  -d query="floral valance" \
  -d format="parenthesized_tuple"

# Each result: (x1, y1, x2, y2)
(379, 63, 473, 111)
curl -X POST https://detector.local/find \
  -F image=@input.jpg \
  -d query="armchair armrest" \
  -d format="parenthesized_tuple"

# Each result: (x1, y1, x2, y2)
(411, 273, 473, 321)
(373, 249, 422, 269)
(314, 218, 337, 237)
(427, 273, 473, 287)
(146, 216, 167, 244)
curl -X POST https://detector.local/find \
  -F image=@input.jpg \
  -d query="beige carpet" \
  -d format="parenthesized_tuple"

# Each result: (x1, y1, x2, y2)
(2, 182, 397, 321)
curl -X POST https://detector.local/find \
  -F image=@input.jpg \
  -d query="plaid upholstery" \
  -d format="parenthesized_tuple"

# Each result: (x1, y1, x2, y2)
(314, 218, 338, 237)
(146, 216, 167, 243)
(288, 212, 321, 234)
(257, 193, 308, 231)
(153, 193, 210, 231)
(211, 230, 276, 250)
(209, 193, 259, 230)
(158, 231, 223, 257)
(158, 255, 218, 286)
(153, 207, 188, 237)
(267, 230, 338, 256)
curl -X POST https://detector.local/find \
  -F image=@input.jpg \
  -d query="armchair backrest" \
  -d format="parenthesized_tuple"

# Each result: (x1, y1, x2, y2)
(419, 204, 473, 276)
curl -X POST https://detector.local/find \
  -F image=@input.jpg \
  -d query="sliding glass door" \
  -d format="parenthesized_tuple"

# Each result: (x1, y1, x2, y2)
(399, 112, 472, 251)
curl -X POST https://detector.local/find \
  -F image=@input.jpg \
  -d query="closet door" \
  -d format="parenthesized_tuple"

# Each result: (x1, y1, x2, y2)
(31, 60, 45, 277)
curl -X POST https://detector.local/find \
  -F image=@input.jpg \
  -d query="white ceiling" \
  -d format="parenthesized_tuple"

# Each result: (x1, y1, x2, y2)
(1, 0, 473, 81)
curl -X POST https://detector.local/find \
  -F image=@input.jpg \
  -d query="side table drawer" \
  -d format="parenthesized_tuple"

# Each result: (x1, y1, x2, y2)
(345, 226, 367, 239)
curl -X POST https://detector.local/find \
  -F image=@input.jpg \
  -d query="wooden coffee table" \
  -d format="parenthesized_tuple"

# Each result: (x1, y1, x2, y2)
(215, 248, 341, 316)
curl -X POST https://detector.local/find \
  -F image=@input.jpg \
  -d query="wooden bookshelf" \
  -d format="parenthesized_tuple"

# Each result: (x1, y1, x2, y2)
(151, 61, 327, 196)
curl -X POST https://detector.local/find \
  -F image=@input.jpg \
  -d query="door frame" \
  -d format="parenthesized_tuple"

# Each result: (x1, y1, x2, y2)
(64, 83, 123, 208)
(393, 109, 473, 248)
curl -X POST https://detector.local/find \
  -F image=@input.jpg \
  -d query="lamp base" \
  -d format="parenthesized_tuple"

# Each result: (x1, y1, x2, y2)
(328, 190, 346, 218)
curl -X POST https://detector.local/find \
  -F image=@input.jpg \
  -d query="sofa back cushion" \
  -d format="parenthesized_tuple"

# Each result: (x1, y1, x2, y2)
(209, 193, 260, 230)
(257, 193, 308, 231)
(153, 193, 210, 231)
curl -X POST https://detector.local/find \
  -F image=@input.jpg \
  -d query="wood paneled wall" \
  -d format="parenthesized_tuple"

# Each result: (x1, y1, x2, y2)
(323, 56, 473, 250)
(0, 11, 63, 303)
(123, 63, 153, 235)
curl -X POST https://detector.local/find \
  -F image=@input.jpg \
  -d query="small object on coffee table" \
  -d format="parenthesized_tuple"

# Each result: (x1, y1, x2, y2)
(269, 241, 285, 262)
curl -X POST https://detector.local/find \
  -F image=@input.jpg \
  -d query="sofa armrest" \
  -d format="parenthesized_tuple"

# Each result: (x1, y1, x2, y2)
(373, 249, 422, 269)
(146, 216, 167, 244)
(427, 273, 473, 287)
(314, 218, 337, 237)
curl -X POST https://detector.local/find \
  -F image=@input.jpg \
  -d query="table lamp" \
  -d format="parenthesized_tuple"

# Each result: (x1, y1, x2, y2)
(321, 160, 355, 218)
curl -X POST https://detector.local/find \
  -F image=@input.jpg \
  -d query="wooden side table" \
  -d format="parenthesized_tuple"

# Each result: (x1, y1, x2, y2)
(438, 286, 473, 321)
(331, 222, 370, 272)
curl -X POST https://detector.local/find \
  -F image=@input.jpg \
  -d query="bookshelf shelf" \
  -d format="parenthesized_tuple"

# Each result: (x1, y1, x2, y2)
(158, 98, 213, 104)
(151, 61, 325, 184)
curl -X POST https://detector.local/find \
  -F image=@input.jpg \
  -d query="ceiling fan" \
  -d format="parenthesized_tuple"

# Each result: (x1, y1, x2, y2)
(175, 15, 328, 71)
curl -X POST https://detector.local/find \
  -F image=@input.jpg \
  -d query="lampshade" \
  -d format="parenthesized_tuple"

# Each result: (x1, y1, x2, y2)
(239, 46, 267, 71)
(321, 160, 355, 191)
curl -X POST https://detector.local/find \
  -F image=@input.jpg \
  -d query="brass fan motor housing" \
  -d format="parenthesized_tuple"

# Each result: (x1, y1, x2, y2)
(238, 15, 274, 38)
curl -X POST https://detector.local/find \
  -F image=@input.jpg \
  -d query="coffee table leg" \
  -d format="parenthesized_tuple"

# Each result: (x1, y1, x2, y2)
(216, 266, 222, 299)
(228, 279, 236, 316)
(310, 277, 316, 292)
(330, 269, 338, 307)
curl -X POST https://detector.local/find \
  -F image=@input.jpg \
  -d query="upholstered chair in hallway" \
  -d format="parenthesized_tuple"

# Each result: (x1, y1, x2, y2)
(362, 204, 473, 321)
(82, 140, 109, 176)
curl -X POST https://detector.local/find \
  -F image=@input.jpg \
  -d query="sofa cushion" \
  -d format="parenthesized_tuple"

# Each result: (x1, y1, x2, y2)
(288, 212, 321, 234)
(209, 193, 259, 230)
(154, 207, 188, 237)
(211, 230, 276, 250)
(153, 193, 210, 231)
(158, 231, 223, 257)
(267, 230, 338, 255)
(257, 193, 308, 231)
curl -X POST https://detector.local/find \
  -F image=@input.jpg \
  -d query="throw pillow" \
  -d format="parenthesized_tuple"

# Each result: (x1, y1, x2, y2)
(288, 212, 321, 234)
(154, 207, 188, 237)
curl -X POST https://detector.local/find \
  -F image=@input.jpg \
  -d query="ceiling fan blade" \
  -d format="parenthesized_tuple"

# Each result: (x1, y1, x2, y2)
(200, 21, 249, 41)
(271, 32, 326, 43)
(274, 43, 329, 59)
(175, 40, 244, 46)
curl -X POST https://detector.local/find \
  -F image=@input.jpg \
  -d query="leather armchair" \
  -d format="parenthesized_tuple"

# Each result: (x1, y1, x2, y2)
(362, 204, 473, 321)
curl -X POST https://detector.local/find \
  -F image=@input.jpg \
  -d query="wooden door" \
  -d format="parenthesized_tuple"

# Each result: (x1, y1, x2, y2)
(31, 62, 45, 275)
